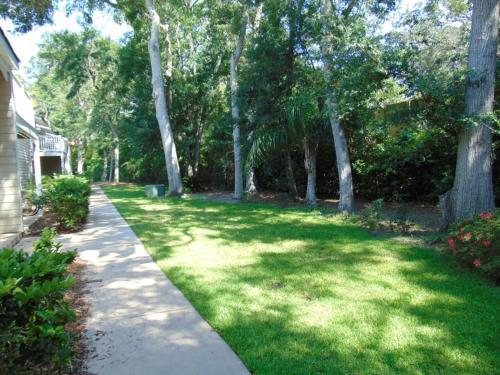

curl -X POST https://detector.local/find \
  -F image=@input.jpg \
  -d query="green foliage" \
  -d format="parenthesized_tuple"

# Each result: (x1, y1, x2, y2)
(0, 0, 57, 32)
(23, 179, 38, 208)
(44, 175, 91, 229)
(359, 198, 385, 230)
(448, 211, 500, 284)
(0, 228, 76, 373)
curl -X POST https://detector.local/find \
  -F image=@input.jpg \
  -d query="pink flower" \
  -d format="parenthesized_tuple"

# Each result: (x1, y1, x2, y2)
(481, 240, 491, 248)
(448, 238, 456, 250)
(479, 212, 494, 220)
(463, 232, 473, 241)
(473, 259, 481, 268)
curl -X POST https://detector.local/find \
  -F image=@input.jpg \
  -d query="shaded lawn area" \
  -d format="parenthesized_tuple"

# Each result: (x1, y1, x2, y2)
(103, 185, 499, 375)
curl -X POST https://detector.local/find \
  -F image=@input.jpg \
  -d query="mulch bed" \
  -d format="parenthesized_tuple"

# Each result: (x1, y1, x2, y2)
(64, 257, 94, 375)
(26, 211, 85, 236)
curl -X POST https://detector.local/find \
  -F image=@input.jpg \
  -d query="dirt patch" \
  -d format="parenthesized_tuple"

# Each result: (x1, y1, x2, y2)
(65, 257, 94, 375)
(26, 211, 85, 236)
(194, 190, 443, 232)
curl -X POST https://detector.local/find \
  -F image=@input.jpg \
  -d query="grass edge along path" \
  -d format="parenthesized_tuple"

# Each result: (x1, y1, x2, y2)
(103, 185, 499, 375)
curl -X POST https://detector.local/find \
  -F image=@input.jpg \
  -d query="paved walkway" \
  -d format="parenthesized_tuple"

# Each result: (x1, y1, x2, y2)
(16, 187, 249, 375)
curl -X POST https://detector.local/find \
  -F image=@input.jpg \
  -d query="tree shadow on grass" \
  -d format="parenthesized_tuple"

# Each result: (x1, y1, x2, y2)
(103, 186, 500, 374)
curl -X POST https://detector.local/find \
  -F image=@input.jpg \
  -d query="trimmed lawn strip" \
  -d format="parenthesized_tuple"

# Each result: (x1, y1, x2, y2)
(103, 185, 500, 375)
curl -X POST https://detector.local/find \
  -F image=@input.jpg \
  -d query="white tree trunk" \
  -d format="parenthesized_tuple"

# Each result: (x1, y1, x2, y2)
(230, 6, 248, 200)
(109, 123, 120, 183)
(319, 0, 355, 214)
(108, 151, 114, 183)
(114, 140, 120, 183)
(65, 143, 72, 175)
(325, 92, 354, 213)
(145, 0, 183, 195)
(446, 0, 499, 223)
(164, 23, 173, 112)
(304, 137, 318, 205)
(101, 153, 108, 182)
(245, 167, 257, 193)
(76, 140, 84, 175)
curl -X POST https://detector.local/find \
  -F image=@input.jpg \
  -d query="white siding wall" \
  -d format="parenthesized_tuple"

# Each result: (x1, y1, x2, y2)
(0, 74, 23, 234)
(12, 76, 35, 127)
(16, 137, 33, 192)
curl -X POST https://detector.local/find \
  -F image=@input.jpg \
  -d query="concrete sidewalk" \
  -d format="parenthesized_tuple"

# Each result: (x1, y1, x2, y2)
(16, 187, 249, 375)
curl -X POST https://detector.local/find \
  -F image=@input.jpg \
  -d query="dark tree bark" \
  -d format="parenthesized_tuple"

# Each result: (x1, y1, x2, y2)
(304, 137, 318, 205)
(443, 0, 499, 224)
(285, 148, 299, 199)
(230, 6, 249, 200)
(245, 134, 258, 194)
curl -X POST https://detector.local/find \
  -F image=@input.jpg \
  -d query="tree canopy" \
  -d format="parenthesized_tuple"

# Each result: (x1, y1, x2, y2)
(9, 0, 498, 221)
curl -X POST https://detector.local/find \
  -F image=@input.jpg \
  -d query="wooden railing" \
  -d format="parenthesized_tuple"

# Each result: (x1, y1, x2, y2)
(40, 135, 65, 152)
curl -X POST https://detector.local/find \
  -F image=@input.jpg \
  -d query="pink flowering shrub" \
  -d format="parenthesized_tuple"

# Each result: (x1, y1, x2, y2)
(447, 211, 499, 284)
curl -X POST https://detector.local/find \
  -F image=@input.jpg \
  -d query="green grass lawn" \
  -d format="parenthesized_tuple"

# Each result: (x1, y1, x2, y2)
(103, 185, 499, 375)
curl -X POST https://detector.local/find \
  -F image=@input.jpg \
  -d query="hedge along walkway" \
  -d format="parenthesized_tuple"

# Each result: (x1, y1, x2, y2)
(17, 186, 249, 375)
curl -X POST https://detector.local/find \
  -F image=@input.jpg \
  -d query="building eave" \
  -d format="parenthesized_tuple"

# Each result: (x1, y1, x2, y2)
(0, 27, 20, 66)
(16, 119, 39, 140)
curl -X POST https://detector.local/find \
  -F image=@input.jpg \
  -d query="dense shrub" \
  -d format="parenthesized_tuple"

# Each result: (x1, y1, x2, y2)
(0, 228, 77, 373)
(44, 175, 91, 229)
(447, 211, 500, 284)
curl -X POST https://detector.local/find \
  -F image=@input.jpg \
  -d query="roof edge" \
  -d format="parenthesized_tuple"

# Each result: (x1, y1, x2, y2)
(0, 26, 21, 65)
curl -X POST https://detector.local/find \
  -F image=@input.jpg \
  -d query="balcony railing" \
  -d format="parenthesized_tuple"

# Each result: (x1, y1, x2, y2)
(40, 135, 66, 153)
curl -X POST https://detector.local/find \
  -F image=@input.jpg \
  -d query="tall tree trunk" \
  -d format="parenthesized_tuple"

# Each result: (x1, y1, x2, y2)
(65, 143, 72, 175)
(319, 0, 355, 214)
(164, 23, 173, 112)
(285, 148, 298, 199)
(326, 92, 354, 213)
(230, 6, 248, 200)
(113, 140, 120, 183)
(76, 140, 84, 175)
(145, 0, 183, 195)
(243, 3, 263, 198)
(245, 127, 257, 194)
(304, 137, 318, 205)
(108, 151, 114, 183)
(444, 0, 499, 224)
(109, 124, 120, 184)
(101, 152, 108, 182)
(245, 167, 257, 193)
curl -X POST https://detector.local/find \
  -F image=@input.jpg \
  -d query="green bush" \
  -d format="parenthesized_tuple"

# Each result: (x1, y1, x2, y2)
(44, 175, 91, 229)
(447, 211, 500, 284)
(359, 198, 385, 230)
(0, 228, 77, 373)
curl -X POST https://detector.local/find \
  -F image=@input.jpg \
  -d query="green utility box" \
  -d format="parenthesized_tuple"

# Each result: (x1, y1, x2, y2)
(145, 184, 166, 198)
